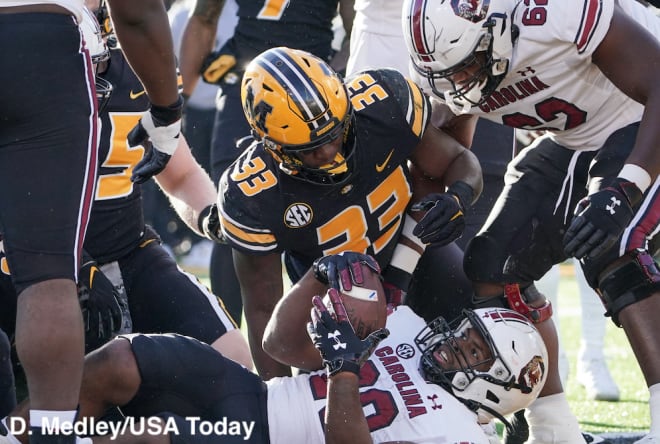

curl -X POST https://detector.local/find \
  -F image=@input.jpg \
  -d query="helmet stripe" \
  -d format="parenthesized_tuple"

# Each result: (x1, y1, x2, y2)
(409, 0, 434, 63)
(258, 49, 330, 131)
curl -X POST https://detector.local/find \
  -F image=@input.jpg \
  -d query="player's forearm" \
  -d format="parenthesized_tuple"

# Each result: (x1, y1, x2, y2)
(325, 373, 373, 444)
(233, 251, 291, 380)
(160, 178, 216, 237)
(108, 0, 179, 107)
(263, 268, 326, 370)
(441, 148, 483, 206)
(155, 138, 216, 236)
(626, 94, 660, 183)
(180, 1, 224, 96)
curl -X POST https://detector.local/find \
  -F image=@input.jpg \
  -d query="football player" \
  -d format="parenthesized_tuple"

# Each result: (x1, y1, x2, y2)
(1, 254, 549, 444)
(0, 4, 251, 372)
(75, 3, 252, 368)
(0, 1, 181, 443)
(211, 46, 484, 379)
(403, 0, 660, 442)
(179, 0, 355, 327)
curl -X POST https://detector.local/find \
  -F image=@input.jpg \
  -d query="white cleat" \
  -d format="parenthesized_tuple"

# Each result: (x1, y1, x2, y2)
(577, 358, 620, 401)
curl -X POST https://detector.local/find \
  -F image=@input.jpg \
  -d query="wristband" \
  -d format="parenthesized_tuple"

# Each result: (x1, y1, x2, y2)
(447, 180, 475, 209)
(618, 164, 651, 194)
(389, 244, 421, 275)
(197, 204, 215, 233)
(401, 214, 427, 250)
(150, 95, 184, 125)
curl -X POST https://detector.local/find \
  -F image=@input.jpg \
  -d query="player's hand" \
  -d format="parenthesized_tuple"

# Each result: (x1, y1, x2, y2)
(78, 261, 122, 350)
(307, 290, 389, 376)
(200, 49, 237, 85)
(563, 178, 642, 260)
(313, 252, 381, 291)
(411, 192, 466, 246)
(128, 95, 184, 184)
(200, 204, 225, 243)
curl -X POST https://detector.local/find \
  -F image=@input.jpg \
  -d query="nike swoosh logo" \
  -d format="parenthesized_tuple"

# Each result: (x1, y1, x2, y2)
(375, 149, 394, 173)
(129, 90, 146, 100)
(89, 266, 97, 287)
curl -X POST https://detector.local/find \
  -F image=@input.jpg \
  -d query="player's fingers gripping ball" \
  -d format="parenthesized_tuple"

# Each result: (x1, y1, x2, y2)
(325, 263, 388, 340)
(313, 252, 381, 291)
(307, 291, 389, 376)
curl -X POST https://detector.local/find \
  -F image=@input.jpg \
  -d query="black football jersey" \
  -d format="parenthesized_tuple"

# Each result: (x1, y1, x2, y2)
(232, 0, 339, 63)
(83, 49, 150, 263)
(219, 69, 431, 269)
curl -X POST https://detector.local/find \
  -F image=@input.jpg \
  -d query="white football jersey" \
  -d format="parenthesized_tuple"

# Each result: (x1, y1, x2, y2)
(418, 0, 660, 151)
(266, 306, 489, 444)
(353, 0, 404, 35)
(0, 0, 84, 21)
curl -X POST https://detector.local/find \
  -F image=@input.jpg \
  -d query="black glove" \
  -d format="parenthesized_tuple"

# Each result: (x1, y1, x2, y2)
(411, 181, 472, 246)
(200, 48, 238, 85)
(411, 194, 464, 245)
(313, 252, 381, 291)
(307, 290, 389, 376)
(78, 261, 122, 350)
(563, 178, 642, 260)
(198, 204, 225, 243)
(129, 95, 184, 184)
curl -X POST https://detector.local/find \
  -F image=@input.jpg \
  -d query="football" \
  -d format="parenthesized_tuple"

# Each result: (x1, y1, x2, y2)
(323, 263, 387, 339)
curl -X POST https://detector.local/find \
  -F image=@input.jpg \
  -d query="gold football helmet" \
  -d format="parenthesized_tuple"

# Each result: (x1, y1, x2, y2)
(241, 47, 355, 185)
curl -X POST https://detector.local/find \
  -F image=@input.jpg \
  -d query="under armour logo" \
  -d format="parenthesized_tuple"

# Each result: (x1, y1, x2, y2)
(328, 330, 347, 350)
(428, 394, 442, 410)
(605, 196, 621, 215)
(517, 66, 536, 76)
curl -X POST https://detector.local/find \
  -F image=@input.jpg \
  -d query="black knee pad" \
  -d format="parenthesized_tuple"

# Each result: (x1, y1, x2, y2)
(598, 250, 660, 326)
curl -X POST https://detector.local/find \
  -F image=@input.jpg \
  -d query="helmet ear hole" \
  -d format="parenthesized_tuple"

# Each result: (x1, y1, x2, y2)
(485, 390, 500, 404)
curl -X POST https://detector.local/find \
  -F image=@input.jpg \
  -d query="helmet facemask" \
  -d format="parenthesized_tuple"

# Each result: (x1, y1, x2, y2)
(415, 311, 508, 392)
(415, 20, 508, 114)
(81, 6, 113, 113)
(415, 308, 547, 423)
(404, 0, 514, 114)
(264, 111, 356, 186)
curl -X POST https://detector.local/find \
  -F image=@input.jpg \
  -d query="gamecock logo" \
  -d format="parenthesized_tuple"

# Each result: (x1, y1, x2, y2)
(451, 0, 490, 22)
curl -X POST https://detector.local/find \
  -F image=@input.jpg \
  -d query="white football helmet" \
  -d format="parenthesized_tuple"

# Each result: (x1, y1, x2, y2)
(402, 0, 517, 114)
(415, 307, 548, 423)
(80, 6, 112, 111)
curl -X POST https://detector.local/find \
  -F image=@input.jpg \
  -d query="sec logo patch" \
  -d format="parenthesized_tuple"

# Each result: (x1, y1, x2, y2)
(284, 203, 313, 228)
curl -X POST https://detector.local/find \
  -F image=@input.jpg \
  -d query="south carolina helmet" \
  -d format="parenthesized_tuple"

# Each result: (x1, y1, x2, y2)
(403, 0, 516, 114)
(80, 6, 113, 112)
(415, 307, 548, 423)
(241, 47, 355, 186)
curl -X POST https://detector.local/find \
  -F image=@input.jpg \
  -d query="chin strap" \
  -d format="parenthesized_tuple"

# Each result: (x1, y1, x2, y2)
(504, 283, 553, 324)
(460, 398, 514, 436)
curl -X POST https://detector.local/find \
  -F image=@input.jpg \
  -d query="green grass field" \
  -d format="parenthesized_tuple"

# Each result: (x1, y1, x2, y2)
(555, 265, 649, 434)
